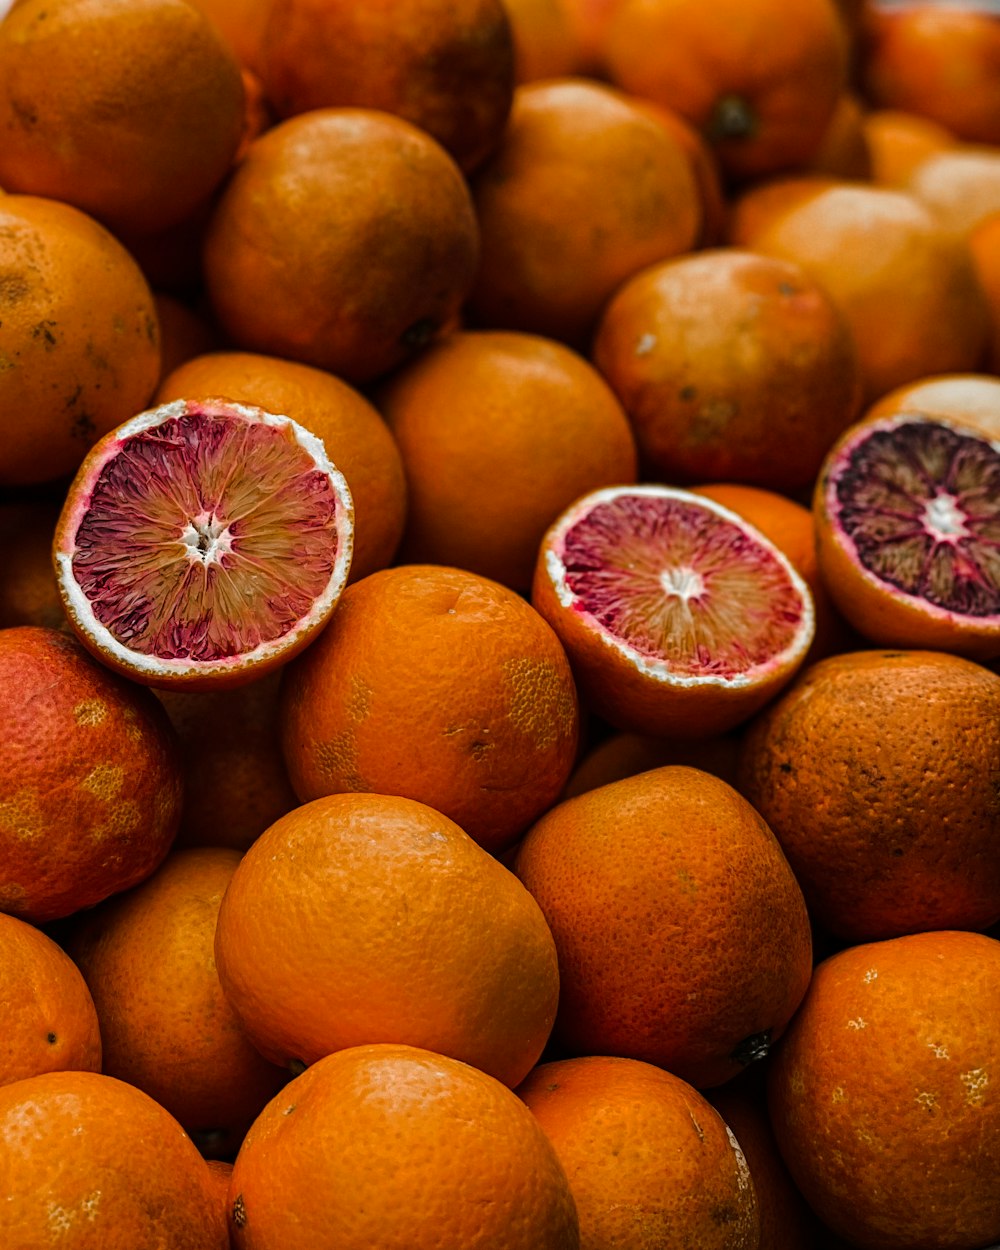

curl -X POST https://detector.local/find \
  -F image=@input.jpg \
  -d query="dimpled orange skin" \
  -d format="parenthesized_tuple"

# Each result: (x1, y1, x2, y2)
(214, 793, 560, 1088)
(518, 1055, 760, 1250)
(0, 195, 160, 487)
(278, 565, 580, 855)
(767, 931, 1000, 1250)
(227, 1044, 580, 1250)
(514, 765, 813, 1089)
(0, 626, 182, 924)
(737, 650, 1000, 942)
(0, 912, 101, 1088)
(0, 1069, 229, 1249)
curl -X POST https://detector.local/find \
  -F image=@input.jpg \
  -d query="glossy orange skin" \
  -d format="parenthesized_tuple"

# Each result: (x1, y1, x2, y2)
(738, 650, 1000, 940)
(863, 372, 1000, 442)
(0, 0, 245, 236)
(725, 174, 841, 248)
(905, 146, 1000, 239)
(0, 627, 182, 923)
(514, 765, 813, 1088)
(862, 108, 956, 188)
(0, 1069, 229, 1248)
(67, 847, 287, 1158)
(227, 1045, 580, 1250)
(375, 330, 637, 591)
(518, 1055, 760, 1250)
(768, 931, 1000, 1249)
(279, 565, 580, 854)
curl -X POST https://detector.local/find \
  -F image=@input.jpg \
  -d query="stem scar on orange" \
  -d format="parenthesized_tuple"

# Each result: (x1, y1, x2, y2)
(53, 397, 354, 690)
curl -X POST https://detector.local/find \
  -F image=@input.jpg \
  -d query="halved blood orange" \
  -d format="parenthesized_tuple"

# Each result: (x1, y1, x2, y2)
(531, 484, 815, 737)
(814, 413, 1000, 661)
(54, 397, 354, 690)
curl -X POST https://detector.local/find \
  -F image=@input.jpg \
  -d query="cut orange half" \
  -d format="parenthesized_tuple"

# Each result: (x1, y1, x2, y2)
(531, 484, 815, 737)
(54, 397, 354, 690)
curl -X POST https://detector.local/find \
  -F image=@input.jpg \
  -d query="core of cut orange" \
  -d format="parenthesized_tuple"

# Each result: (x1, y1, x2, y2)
(531, 484, 815, 737)
(54, 397, 354, 689)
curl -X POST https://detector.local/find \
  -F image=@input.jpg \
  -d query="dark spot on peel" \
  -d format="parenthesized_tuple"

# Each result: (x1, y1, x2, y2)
(232, 1194, 247, 1229)
(778, 761, 793, 774)
(679, 384, 697, 402)
(46, 1032, 57, 1044)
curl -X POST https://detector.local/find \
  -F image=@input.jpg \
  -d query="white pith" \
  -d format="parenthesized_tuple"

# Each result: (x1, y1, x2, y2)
(546, 483, 816, 688)
(55, 398, 355, 678)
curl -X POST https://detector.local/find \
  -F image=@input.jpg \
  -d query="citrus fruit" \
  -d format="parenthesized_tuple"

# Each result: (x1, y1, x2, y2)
(724, 173, 840, 249)
(214, 792, 560, 1087)
(531, 485, 815, 738)
(863, 372, 1000, 443)
(804, 91, 871, 180)
(184, 0, 271, 72)
(862, 107, 956, 188)
(972, 210, 1000, 374)
(904, 145, 1000, 240)
(0, 194, 160, 486)
(514, 765, 813, 1088)
(467, 77, 701, 348)
(591, 247, 862, 492)
(202, 108, 480, 385)
(518, 1055, 760, 1250)
(0, 1068, 228, 1248)
(0, 911, 101, 1088)
(155, 350, 407, 583)
(53, 397, 355, 691)
(0, 0, 245, 236)
(505, 0, 585, 83)
(257, 0, 515, 173)
(0, 625, 182, 923)
(278, 564, 579, 855)
(0, 502, 64, 631)
(768, 930, 1000, 1250)
(226, 1044, 580, 1250)
(737, 648, 1000, 941)
(562, 728, 741, 799)
(813, 412, 1000, 660)
(374, 329, 637, 591)
(66, 846, 287, 1159)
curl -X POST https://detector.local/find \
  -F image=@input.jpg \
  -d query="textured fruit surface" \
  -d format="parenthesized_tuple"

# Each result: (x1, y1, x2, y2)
(54, 397, 354, 689)
(814, 414, 1000, 660)
(768, 930, 1000, 1250)
(214, 793, 559, 1087)
(227, 1044, 580, 1250)
(737, 649, 1000, 940)
(532, 485, 814, 737)
(0, 626, 182, 922)
(279, 564, 579, 854)
(518, 1055, 760, 1250)
(515, 765, 813, 1088)
(0, 912, 101, 1088)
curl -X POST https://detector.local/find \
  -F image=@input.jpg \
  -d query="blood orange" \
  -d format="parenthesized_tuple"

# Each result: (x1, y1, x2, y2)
(814, 413, 1000, 660)
(531, 485, 815, 737)
(53, 397, 354, 690)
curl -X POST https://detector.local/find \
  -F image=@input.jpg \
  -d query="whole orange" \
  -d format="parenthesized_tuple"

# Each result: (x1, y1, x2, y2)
(278, 564, 579, 854)
(226, 1044, 580, 1249)
(862, 108, 956, 188)
(514, 765, 813, 1088)
(214, 792, 560, 1087)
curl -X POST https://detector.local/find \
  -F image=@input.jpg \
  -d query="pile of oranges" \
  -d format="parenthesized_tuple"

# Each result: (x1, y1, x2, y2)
(2, 0, 1000, 1246)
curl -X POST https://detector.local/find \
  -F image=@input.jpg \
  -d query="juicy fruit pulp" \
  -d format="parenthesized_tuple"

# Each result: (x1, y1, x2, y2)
(55, 399, 354, 688)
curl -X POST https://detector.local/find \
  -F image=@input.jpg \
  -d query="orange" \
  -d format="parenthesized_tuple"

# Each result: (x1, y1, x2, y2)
(468, 77, 701, 348)
(278, 564, 580, 855)
(202, 108, 480, 385)
(505, 0, 585, 83)
(862, 107, 956, 188)
(518, 1055, 760, 1249)
(637, 99, 729, 247)
(747, 182, 990, 403)
(562, 728, 741, 799)
(768, 930, 1000, 1249)
(803, 91, 872, 180)
(863, 371, 1000, 442)
(724, 173, 840, 248)
(514, 765, 813, 1088)
(226, 1043, 580, 1249)
(971, 210, 1000, 375)
(66, 846, 287, 1158)
(0, 195, 160, 486)
(156, 673, 298, 851)
(591, 247, 862, 492)
(374, 329, 637, 591)
(184, 0, 271, 71)
(0, 911, 101, 1088)
(904, 145, 1000, 239)
(155, 350, 407, 582)
(0, 626, 182, 923)
(214, 792, 559, 1086)
(257, 0, 515, 172)
(604, 0, 849, 180)
(737, 649, 1000, 940)
(0, 1068, 228, 1248)
(0, 502, 64, 631)
(0, 0, 245, 236)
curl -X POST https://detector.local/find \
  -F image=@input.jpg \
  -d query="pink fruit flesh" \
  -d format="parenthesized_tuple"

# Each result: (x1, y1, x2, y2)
(69, 410, 344, 661)
(832, 420, 1000, 617)
(560, 493, 808, 677)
